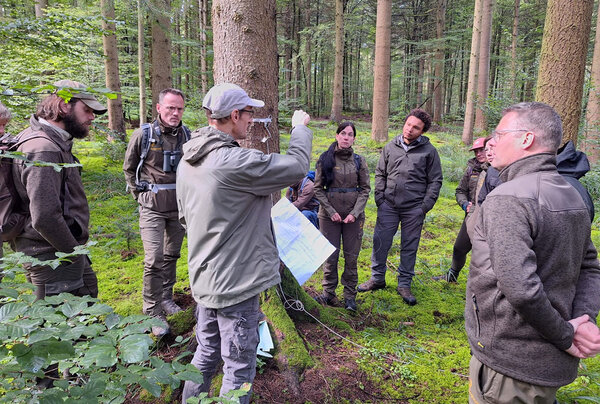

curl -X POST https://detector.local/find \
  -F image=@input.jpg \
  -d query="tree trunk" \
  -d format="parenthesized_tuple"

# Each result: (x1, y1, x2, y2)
(536, 0, 594, 146)
(433, 0, 447, 122)
(330, 0, 344, 123)
(509, 0, 520, 101)
(371, 0, 392, 142)
(150, 0, 172, 117)
(303, 0, 312, 110)
(101, 0, 126, 141)
(35, 0, 47, 18)
(474, 0, 494, 132)
(138, 0, 147, 124)
(198, 0, 209, 94)
(462, 0, 484, 145)
(583, 2, 600, 163)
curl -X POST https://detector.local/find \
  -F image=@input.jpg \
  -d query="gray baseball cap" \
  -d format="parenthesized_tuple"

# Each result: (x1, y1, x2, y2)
(202, 83, 264, 119)
(54, 80, 108, 115)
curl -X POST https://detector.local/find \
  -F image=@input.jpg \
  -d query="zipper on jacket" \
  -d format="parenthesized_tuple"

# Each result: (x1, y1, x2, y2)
(472, 294, 482, 341)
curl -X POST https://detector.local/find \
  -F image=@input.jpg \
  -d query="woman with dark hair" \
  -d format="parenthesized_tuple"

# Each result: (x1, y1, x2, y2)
(313, 122, 370, 312)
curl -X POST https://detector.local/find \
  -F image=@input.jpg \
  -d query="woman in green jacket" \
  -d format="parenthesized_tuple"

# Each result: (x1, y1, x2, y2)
(314, 122, 370, 312)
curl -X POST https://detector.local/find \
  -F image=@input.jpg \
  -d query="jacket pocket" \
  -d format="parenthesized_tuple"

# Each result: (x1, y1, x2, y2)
(472, 294, 481, 339)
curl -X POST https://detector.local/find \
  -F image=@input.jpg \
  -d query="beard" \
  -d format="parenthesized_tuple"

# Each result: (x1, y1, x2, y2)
(63, 109, 90, 139)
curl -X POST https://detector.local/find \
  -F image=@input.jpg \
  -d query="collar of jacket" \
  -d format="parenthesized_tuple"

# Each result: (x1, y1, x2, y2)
(182, 125, 239, 165)
(393, 134, 429, 150)
(156, 116, 183, 136)
(334, 145, 354, 160)
(28, 114, 72, 152)
(499, 153, 557, 183)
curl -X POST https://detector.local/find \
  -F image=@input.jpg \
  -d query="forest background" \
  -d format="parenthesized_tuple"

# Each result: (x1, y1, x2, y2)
(1, 0, 600, 403)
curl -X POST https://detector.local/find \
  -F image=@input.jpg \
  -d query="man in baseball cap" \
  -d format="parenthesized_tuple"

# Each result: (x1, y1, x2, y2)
(179, 82, 312, 403)
(53, 80, 107, 114)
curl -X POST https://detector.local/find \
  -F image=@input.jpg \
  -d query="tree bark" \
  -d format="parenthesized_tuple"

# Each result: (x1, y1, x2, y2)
(35, 0, 47, 18)
(138, 0, 148, 124)
(303, 0, 312, 110)
(462, 0, 484, 145)
(536, 0, 594, 146)
(509, 0, 520, 101)
(371, 0, 392, 142)
(330, 0, 344, 123)
(199, 0, 209, 94)
(474, 0, 494, 132)
(583, 2, 600, 163)
(101, 0, 126, 141)
(150, 0, 173, 117)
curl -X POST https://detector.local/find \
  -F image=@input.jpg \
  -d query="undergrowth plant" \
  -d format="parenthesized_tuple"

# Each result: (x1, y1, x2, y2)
(0, 247, 203, 403)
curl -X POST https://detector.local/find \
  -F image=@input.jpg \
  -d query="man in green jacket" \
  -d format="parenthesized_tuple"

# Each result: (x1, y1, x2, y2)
(177, 83, 312, 403)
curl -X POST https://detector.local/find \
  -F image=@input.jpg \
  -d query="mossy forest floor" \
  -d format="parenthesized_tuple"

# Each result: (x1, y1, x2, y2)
(77, 117, 600, 403)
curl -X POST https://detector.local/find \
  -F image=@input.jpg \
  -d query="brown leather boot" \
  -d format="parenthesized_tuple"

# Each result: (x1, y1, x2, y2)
(357, 278, 386, 292)
(397, 286, 417, 305)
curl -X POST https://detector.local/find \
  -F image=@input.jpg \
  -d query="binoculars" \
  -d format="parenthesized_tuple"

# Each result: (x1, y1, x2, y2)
(163, 150, 182, 173)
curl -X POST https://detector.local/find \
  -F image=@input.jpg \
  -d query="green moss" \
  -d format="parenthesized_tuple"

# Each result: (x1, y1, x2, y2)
(168, 307, 196, 336)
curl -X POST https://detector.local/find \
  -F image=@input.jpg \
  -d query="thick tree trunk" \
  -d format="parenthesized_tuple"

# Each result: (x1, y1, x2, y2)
(101, 0, 126, 141)
(433, 0, 447, 123)
(462, 0, 484, 145)
(138, 0, 147, 124)
(583, 2, 600, 163)
(536, 0, 594, 146)
(371, 0, 392, 142)
(330, 0, 344, 123)
(150, 0, 172, 117)
(474, 0, 494, 132)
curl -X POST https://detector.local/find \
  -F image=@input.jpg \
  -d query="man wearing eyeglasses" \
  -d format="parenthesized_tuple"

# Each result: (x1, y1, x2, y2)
(465, 102, 600, 403)
(123, 88, 191, 336)
(177, 83, 312, 403)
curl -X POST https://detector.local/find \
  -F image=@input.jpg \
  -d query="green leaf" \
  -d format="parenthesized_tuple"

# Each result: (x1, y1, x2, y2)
(39, 389, 69, 404)
(83, 302, 113, 316)
(14, 349, 46, 373)
(82, 372, 109, 398)
(0, 302, 28, 322)
(80, 344, 117, 368)
(0, 285, 19, 298)
(175, 367, 204, 385)
(34, 339, 75, 360)
(60, 300, 88, 318)
(105, 313, 120, 329)
(138, 376, 162, 398)
(60, 324, 86, 341)
(118, 334, 152, 363)
(80, 323, 105, 338)
(28, 327, 61, 344)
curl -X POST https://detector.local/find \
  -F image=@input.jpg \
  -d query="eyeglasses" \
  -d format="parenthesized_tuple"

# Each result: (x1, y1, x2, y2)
(491, 129, 529, 140)
(239, 109, 255, 116)
(161, 105, 184, 113)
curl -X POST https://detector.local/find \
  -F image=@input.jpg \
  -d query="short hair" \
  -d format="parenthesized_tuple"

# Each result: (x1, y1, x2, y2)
(405, 108, 431, 133)
(159, 88, 185, 103)
(204, 109, 231, 124)
(36, 94, 79, 121)
(336, 122, 356, 137)
(502, 102, 562, 152)
(0, 102, 11, 121)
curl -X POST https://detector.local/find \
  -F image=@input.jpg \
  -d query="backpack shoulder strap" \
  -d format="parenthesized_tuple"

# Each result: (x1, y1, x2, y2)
(354, 154, 361, 172)
(135, 123, 154, 187)
(181, 125, 191, 142)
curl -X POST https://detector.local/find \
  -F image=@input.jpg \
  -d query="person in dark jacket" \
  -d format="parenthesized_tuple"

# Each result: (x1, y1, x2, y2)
(286, 171, 320, 228)
(313, 122, 370, 312)
(557, 140, 595, 221)
(358, 109, 442, 305)
(12, 80, 106, 300)
(465, 102, 600, 403)
(435, 137, 486, 283)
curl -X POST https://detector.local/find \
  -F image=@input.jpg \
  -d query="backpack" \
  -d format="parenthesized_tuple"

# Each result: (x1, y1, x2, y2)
(0, 134, 52, 242)
(134, 121, 191, 191)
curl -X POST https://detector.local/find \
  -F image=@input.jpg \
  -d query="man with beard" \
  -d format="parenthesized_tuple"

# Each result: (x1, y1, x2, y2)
(123, 88, 190, 336)
(12, 80, 106, 299)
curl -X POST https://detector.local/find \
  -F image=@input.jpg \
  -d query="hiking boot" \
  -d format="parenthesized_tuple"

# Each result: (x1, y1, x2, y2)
(432, 268, 459, 283)
(344, 298, 357, 312)
(314, 293, 341, 307)
(357, 278, 386, 292)
(151, 314, 170, 337)
(162, 299, 183, 315)
(397, 287, 417, 306)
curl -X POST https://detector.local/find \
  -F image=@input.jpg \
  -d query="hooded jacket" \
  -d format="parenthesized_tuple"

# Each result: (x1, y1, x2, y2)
(12, 115, 90, 257)
(466, 153, 600, 387)
(176, 124, 312, 309)
(375, 135, 442, 213)
(455, 157, 484, 211)
(557, 141, 595, 221)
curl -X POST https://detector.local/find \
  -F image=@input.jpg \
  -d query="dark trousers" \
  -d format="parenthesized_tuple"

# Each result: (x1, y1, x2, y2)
(26, 254, 98, 300)
(319, 215, 364, 299)
(451, 218, 472, 273)
(370, 202, 424, 288)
